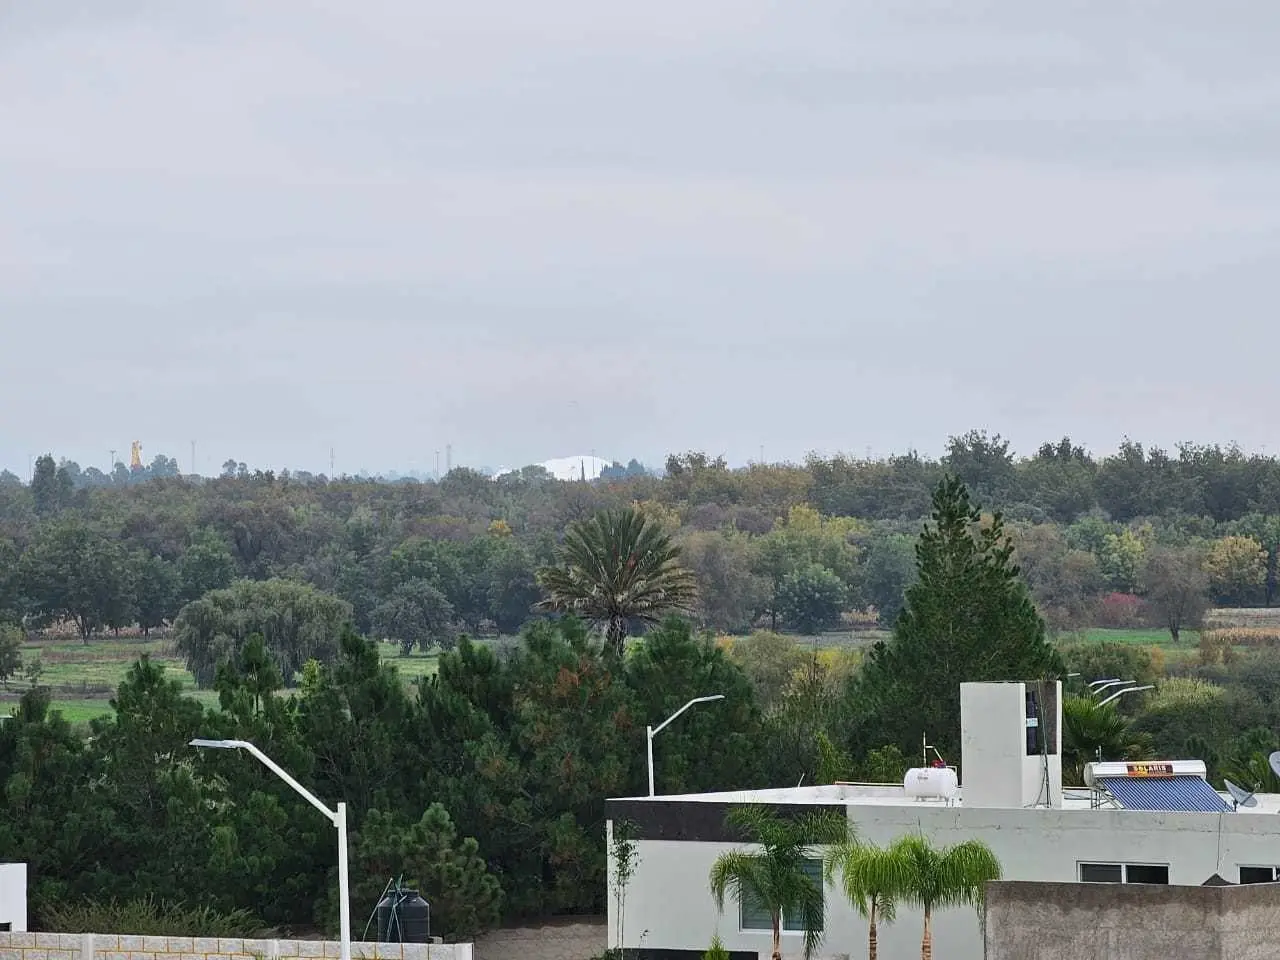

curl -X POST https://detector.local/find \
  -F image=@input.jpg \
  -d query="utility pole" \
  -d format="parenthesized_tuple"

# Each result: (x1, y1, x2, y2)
(109, 449, 116, 472)
(330, 447, 335, 475)
(445, 444, 452, 475)
(191, 440, 197, 476)
(435, 450, 440, 480)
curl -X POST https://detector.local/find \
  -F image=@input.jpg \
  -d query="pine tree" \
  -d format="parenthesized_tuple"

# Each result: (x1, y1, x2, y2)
(852, 475, 1061, 760)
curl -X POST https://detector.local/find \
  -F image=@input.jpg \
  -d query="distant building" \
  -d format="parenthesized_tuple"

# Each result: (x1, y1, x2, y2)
(606, 681, 1280, 960)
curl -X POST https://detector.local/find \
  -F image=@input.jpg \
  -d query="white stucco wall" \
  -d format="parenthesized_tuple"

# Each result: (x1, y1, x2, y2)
(0, 863, 26, 932)
(609, 804, 1280, 960)
(960, 681, 1063, 810)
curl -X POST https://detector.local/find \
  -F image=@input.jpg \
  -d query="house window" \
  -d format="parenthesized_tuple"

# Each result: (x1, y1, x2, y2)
(1239, 866, 1280, 884)
(1079, 862, 1168, 885)
(741, 859, 823, 933)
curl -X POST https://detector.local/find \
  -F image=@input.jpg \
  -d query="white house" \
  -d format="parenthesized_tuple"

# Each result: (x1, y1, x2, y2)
(605, 681, 1280, 960)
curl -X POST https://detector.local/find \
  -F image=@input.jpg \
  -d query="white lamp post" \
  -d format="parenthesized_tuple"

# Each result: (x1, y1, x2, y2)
(1089, 679, 1134, 697)
(1096, 685, 1154, 708)
(191, 739, 351, 960)
(646, 695, 724, 797)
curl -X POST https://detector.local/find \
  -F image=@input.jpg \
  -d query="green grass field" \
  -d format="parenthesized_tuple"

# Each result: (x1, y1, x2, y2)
(0, 622, 1226, 726)
(5, 636, 440, 725)
(1068, 627, 1193, 648)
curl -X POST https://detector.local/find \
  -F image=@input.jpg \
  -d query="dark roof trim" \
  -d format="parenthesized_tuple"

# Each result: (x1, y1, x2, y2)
(605, 799, 848, 843)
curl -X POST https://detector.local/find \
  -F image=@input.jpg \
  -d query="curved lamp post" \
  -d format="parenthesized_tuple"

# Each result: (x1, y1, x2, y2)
(1096, 685, 1154, 708)
(191, 739, 350, 960)
(646, 695, 724, 797)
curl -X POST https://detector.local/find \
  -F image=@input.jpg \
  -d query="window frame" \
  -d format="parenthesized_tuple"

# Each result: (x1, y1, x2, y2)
(1239, 865, 1280, 884)
(739, 858, 825, 935)
(1078, 861, 1169, 885)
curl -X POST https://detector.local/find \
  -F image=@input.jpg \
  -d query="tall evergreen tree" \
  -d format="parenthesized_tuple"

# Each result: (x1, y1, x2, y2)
(850, 475, 1061, 760)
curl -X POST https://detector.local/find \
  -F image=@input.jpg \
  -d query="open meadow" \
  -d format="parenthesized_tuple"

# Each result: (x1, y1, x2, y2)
(13, 608, 1280, 726)
(4, 634, 441, 725)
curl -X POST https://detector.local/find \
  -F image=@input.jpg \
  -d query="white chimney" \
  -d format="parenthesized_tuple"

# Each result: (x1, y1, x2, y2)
(960, 680, 1062, 809)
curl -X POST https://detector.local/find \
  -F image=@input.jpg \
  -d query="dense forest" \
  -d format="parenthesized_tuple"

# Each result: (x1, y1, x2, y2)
(3, 433, 1280, 648)
(4, 433, 1280, 941)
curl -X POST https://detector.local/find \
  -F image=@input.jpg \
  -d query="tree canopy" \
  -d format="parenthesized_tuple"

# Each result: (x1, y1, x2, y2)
(852, 476, 1062, 760)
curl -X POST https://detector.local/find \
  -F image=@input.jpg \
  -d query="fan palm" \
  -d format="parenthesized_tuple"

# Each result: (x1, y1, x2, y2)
(1062, 694, 1153, 785)
(889, 834, 1001, 960)
(535, 507, 697, 655)
(824, 840, 907, 960)
(708, 805, 850, 960)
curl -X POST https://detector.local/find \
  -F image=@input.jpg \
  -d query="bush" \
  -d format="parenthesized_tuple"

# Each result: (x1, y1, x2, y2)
(1097, 592, 1144, 628)
(1199, 632, 1239, 666)
(704, 935, 731, 960)
(38, 896, 260, 936)
(1059, 641, 1159, 689)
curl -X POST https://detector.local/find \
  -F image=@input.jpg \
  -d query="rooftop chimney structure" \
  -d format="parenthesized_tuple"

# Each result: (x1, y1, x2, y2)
(960, 680, 1063, 809)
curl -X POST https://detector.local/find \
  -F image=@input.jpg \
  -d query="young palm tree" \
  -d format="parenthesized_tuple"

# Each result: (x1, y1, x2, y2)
(824, 840, 906, 960)
(890, 834, 1001, 960)
(535, 506, 697, 655)
(1062, 695, 1153, 784)
(708, 806, 850, 960)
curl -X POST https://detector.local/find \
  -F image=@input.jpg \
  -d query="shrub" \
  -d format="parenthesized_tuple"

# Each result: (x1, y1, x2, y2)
(1097, 592, 1144, 628)
(1059, 641, 1158, 689)
(1199, 632, 1238, 666)
(704, 935, 731, 960)
(38, 896, 260, 936)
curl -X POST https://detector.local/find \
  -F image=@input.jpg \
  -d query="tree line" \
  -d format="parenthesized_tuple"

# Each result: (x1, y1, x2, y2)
(0, 474, 1068, 942)
(3, 465, 1278, 944)
(5, 433, 1280, 654)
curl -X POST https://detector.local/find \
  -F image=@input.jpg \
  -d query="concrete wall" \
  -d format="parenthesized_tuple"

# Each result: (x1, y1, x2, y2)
(473, 919, 603, 960)
(985, 880, 1280, 960)
(0, 932, 472, 960)
(960, 681, 1062, 810)
(609, 802, 1280, 960)
(0, 865, 27, 932)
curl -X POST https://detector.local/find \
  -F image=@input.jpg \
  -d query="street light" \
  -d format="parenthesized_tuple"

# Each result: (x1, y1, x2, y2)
(1089, 679, 1134, 697)
(1096, 685, 1154, 708)
(646, 695, 724, 797)
(191, 739, 351, 960)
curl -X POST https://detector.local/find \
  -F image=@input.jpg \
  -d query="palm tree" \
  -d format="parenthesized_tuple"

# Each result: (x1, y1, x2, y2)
(824, 840, 906, 960)
(1062, 694, 1153, 785)
(889, 834, 1001, 960)
(535, 506, 697, 655)
(708, 805, 850, 960)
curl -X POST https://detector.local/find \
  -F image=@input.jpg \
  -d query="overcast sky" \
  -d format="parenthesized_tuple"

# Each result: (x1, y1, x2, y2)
(3, 2, 1280, 476)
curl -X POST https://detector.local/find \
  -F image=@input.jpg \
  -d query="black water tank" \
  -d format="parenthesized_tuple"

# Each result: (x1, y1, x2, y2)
(376, 889, 431, 943)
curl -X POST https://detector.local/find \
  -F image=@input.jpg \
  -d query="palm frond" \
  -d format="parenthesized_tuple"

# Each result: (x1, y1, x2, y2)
(715, 805, 844, 959)
(708, 850, 766, 914)
(826, 839, 911, 925)
(534, 507, 697, 639)
(787, 869, 827, 960)
(935, 840, 1002, 912)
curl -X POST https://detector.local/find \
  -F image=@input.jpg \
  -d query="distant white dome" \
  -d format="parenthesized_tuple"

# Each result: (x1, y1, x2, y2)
(493, 455, 611, 482)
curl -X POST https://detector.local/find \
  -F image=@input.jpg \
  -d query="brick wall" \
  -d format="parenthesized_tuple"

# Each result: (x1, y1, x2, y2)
(0, 932, 471, 960)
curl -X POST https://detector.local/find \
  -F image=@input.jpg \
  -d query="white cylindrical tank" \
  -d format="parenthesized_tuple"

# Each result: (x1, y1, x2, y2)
(904, 766, 959, 800)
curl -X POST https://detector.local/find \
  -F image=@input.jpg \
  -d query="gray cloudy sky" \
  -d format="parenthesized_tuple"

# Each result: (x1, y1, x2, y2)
(3, 1, 1280, 476)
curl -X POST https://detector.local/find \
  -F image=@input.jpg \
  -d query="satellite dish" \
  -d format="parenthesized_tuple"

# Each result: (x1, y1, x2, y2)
(1224, 778, 1258, 810)
(1268, 751, 1280, 780)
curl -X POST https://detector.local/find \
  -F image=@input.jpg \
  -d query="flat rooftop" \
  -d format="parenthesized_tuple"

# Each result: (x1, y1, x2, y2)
(610, 782, 1280, 814)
